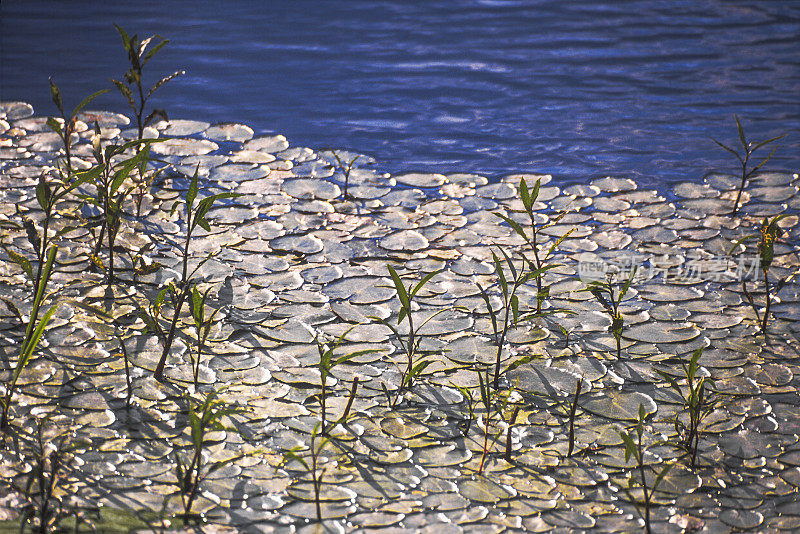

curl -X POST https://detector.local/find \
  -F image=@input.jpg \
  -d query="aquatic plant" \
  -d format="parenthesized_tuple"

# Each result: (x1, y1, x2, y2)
(282, 422, 331, 524)
(45, 79, 108, 176)
(712, 115, 786, 216)
(729, 214, 795, 341)
(581, 266, 637, 359)
(174, 388, 251, 523)
(566, 379, 582, 457)
(496, 177, 574, 316)
(80, 128, 161, 284)
(658, 347, 719, 468)
(620, 404, 674, 534)
(377, 265, 442, 407)
(112, 24, 183, 143)
(0, 245, 58, 430)
(475, 367, 519, 474)
(478, 249, 550, 389)
(9, 419, 94, 533)
(188, 284, 223, 389)
(153, 167, 239, 382)
(314, 329, 375, 433)
(328, 148, 362, 200)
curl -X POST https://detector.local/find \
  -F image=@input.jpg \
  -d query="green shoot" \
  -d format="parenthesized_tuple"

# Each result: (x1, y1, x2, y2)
(153, 166, 239, 382)
(567, 379, 582, 457)
(729, 214, 795, 341)
(46, 78, 108, 176)
(112, 24, 184, 143)
(620, 404, 674, 534)
(315, 329, 377, 433)
(188, 284, 223, 390)
(657, 347, 719, 468)
(282, 422, 331, 524)
(79, 130, 162, 284)
(174, 388, 251, 523)
(712, 115, 786, 215)
(328, 148, 362, 200)
(1, 246, 58, 430)
(376, 265, 443, 407)
(580, 266, 637, 359)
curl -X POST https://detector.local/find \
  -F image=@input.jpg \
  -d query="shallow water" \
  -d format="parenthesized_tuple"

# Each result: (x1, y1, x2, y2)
(2, 0, 799, 187)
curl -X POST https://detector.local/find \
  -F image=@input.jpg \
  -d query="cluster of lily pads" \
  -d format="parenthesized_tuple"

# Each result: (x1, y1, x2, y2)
(1, 29, 800, 534)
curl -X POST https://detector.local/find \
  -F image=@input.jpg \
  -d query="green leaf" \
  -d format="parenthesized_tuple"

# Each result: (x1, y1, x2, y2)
(620, 266, 637, 300)
(35, 176, 51, 211)
(11, 304, 58, 389)
(492, 251, 508, 300)
(410, 269, 441, 299)
(114, 24, 132, 53)
(530, 178, 541, 203)
(494, 212, 529, 244)
(652, 462, 674, 493)
(498, 246, 517, 283)
(142, 38, 169, 67)
(747, 145, 779, 177)
(46, 116, 63, 137)
(186, 165, 200, 215)
(147, 70, 185, 98)
(49, 78, 64, 114)
(735, 115, 747, 151)
(503, 354, 533, 375)
(477, 284, 498, 338)
(3, 247, 33, 280)
(519, 178, 531, 213)
(712, 138, 742, 163)
(545, 227, 575, 259)
(71, 89, 110, 118)
(752, 133, 787, 152)
(620, 431, 636, 463)
(387, 265, 410, 311)
(111, 79, 136, 112)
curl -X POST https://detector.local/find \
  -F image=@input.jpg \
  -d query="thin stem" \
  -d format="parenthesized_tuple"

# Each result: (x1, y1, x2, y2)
(732, 151, 750, 216)
(762, 266, 771, 340)
(567, 379, 582, 457)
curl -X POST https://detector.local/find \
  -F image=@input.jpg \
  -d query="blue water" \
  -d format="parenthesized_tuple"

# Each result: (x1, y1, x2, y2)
(2, 0, 799, 188)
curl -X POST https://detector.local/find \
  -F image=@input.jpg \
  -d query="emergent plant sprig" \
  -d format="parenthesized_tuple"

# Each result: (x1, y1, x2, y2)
(712, 115, 787, 216)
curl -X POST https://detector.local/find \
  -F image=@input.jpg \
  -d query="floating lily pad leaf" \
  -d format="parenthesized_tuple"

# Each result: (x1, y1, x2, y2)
(715, 376, 761, 396)
(475, 182, 516, 200)
(282, 178, 341, 200)
(348, 512, 404, 528)
(581, 390, 656, 421)
(2, 101, 34, 120)
(322, 276, 395, 304)
(591, 230, 632, 250)
(302, 264, 343, 284)
(208, 163, 269, 183)
(378, 230, 430, 252)
(81, 110, 130, 128)
(286, 482, 357, 503)
(269, 234, 324, 254)
(542, 509, 596, 529)
(152, 137, 218, 156)
(753, 363, 792, 387)
(457, 478, 516, 504)
(243, 135, 289, 153)
(229, 149, 276, 164)
(381, 417, 428, 440)
(161, 119, 210, 136)
(593, 196, 631, 212)
(720, 509, 764, 530)
(508, 365, 585, 398)
(444, 335, 497, 364)
(395, 173, 446, 187)
(204, 122, 254, 142)
(257, 319, 316, 343)
(625, 322, 700, 344)
(591, 177, 637, 192)
(691, 313, 742, 329)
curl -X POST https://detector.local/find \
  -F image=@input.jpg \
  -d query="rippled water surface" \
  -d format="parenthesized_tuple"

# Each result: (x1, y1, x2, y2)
(2, 0, 799, 187)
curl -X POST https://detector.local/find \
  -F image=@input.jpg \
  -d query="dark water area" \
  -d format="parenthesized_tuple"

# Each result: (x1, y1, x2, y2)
(2, 0, 799, 188)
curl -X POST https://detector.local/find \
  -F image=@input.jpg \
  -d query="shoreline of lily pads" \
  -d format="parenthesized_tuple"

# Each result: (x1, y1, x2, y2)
(1, 100, 799, 533)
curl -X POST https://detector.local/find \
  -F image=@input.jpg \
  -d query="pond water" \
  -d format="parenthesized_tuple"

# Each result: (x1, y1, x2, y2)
(2, 0, 799, 187)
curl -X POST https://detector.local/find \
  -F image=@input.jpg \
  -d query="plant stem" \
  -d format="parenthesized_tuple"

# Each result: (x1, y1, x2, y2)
(762, 266, 771, 340)
(567, 379, 582, 457)
(732, 151, 750, 216)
